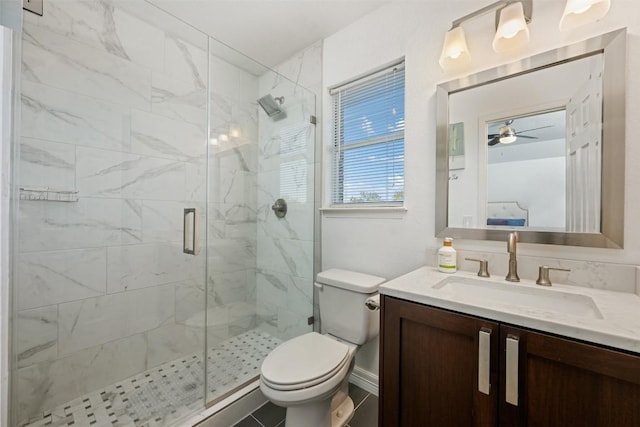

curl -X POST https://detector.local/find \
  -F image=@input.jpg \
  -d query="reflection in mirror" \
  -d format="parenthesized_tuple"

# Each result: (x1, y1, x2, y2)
(436, 29, 626, 248)
(448, 53, 603, 233)
(487, 110, 567, 230)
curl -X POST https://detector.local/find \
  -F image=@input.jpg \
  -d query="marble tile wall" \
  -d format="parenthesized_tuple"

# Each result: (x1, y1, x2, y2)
(255, 42, 320, 341)
(16, 0, 209, 421)
(206, 52, 260, 346)
(451, 249, 639, 294)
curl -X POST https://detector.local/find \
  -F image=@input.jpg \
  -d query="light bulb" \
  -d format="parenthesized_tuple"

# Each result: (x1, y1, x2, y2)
(449, 47, 462, 59)
(439, 26, 471, 70)
(499, 21, 522, 39)
(493, 2, 530, 52)
(559, 0, 610, 30)
(499, 135, 517, 144)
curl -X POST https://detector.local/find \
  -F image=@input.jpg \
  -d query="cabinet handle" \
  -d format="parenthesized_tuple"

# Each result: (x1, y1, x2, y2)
(478, 328, 491, 395)
(505, 334, 519, 406)
(183, 208, 199, 255)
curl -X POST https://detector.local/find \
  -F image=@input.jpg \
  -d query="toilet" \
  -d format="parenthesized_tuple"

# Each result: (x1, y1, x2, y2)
(259, 269, 385, 427)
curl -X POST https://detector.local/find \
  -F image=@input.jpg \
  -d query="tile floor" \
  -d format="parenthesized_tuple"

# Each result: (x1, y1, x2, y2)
(233, 384, 378, 427)
(21, 330, 281, 427)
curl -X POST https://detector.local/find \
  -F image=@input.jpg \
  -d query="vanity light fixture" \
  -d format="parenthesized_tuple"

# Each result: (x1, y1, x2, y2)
(439, 0, 532, 70)
(559, 0, 611, 30)
(439, 26, 471, 69)
(493, 2, 530, 52)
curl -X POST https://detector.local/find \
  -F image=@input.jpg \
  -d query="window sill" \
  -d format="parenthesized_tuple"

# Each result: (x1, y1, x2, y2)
(320, 205, 408, 219)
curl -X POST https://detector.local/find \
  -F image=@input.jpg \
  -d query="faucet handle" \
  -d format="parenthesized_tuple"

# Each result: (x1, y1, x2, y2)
(466, 258, 490, 278)
(536, 266, 571, 286)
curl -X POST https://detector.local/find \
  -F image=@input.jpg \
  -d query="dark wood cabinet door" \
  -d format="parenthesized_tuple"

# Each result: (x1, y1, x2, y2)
(500, 325, 640, 427)
(380, 296, 499, 427)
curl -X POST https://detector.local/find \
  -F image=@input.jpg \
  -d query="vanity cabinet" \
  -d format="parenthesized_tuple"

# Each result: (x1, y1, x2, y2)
(379, 296, 640, 427)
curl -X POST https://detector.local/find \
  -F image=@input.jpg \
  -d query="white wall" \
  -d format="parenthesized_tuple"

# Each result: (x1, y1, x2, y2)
(322, 1, 640, 375)
(488, 156, 566, 229)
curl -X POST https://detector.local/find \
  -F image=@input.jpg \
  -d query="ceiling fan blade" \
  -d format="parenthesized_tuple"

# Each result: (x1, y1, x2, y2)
(517, 135, 538, 139)
(516, 125, 554, 134)
(488, 133, 500, 138)
(488, 137, 501, 146)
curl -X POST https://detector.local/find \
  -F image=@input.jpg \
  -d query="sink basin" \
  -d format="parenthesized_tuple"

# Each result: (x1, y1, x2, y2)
(433, 277, 603, 319)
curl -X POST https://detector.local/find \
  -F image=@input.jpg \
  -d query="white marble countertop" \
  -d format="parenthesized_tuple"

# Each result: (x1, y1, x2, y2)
(379, 266, 640, 354)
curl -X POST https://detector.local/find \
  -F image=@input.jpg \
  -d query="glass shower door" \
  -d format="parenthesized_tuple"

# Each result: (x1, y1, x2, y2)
(14, 1, 209, 425)
(205, 39, 316, 405)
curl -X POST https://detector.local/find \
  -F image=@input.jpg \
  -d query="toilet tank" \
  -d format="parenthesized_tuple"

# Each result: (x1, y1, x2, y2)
(316, 269, 386, 345)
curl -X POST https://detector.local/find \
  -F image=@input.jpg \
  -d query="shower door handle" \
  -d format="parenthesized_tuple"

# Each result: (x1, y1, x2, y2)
(183, 208, 199, 255)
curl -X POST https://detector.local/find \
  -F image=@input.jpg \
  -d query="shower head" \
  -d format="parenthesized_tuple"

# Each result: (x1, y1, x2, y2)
(258, 94, 286, 121)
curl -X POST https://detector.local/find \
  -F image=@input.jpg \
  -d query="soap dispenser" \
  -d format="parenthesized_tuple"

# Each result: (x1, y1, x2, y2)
(438, 237, 457, 273)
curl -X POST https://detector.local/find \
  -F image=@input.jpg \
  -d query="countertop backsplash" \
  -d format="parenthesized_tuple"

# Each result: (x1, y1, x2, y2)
(427, 248, 639, 295)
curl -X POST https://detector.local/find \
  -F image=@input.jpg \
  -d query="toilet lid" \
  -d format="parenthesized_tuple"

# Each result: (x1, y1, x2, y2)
(261, 332, 350, 388)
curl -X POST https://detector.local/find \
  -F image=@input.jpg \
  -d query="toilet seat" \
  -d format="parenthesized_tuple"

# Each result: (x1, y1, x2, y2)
(261, 332, 350, 391)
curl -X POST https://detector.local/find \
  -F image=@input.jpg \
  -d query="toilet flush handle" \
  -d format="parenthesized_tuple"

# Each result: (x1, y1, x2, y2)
(365, 294, 380, 311)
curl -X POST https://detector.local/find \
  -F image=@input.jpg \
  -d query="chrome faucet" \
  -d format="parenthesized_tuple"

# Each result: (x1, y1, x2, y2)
(505, 232, 520, 282)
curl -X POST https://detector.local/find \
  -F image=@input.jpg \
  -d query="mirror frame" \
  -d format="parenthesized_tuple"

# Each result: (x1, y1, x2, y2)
(436, 28, 626, 248)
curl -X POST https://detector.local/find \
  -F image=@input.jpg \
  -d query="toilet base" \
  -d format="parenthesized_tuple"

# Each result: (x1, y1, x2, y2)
(285, 399, 330, 427)
(284, 396, 354, 427)
(331, 395, 354, 427)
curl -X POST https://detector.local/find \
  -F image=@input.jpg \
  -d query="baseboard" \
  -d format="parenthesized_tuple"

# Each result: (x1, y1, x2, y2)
(349, 366, 379, 396)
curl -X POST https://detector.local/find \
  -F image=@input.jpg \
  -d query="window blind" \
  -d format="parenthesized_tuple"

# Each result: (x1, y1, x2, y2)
(331, 61, 405, 205)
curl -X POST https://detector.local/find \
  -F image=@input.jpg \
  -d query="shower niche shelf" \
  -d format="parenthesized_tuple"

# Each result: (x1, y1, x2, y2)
(20, 186, 79, 202)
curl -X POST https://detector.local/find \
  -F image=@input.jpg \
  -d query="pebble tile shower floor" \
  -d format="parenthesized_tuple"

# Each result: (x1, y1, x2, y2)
(21, 330, 282, 427)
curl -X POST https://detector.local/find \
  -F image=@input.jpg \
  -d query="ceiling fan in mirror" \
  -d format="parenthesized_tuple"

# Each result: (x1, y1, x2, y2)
(488, 119, 553, 146)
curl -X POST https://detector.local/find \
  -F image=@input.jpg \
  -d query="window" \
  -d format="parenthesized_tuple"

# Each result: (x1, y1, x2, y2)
(330, 61, 405, 206)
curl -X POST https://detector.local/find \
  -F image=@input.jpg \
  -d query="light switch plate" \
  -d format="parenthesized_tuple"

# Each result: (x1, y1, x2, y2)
(23, 0, 43, 16)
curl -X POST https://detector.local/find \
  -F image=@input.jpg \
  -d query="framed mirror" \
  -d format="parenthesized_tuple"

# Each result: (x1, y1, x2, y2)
(436, 29, 626, 248)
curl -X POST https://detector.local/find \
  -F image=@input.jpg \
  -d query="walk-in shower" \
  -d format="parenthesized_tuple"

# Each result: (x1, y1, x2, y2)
(10, 0, 316, 425)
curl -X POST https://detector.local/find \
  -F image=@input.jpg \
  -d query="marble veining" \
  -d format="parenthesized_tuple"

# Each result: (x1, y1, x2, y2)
(16, 0, 318, 422)
(16, 306, 59, 368)
(18, 248, 107, 310)
(208, 270, 254, 306)
(23, 25, 151, 110)
(456, 249, 638, 294)
(76, 147, 186, 200)
(257, 233, 313, 280)
(19, 198, 143, 252)
(141, 200, 191, 243)
(31, 0, 167, 73)
(151, 72, 207, 126)
(20, 139, 74, 170)
(254, 45, 318, 339)
(380, 267, 640, 354)
(256, 268, 290, 293)
(106, 243, 202, 293)
(17, 0, 215, 422)
(165, 35, 206, 90)
(20, 138, 75, 190)
(57, 284, 175, 356)
(21, 81, 130, 151)
(130, 109, 206, 161)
